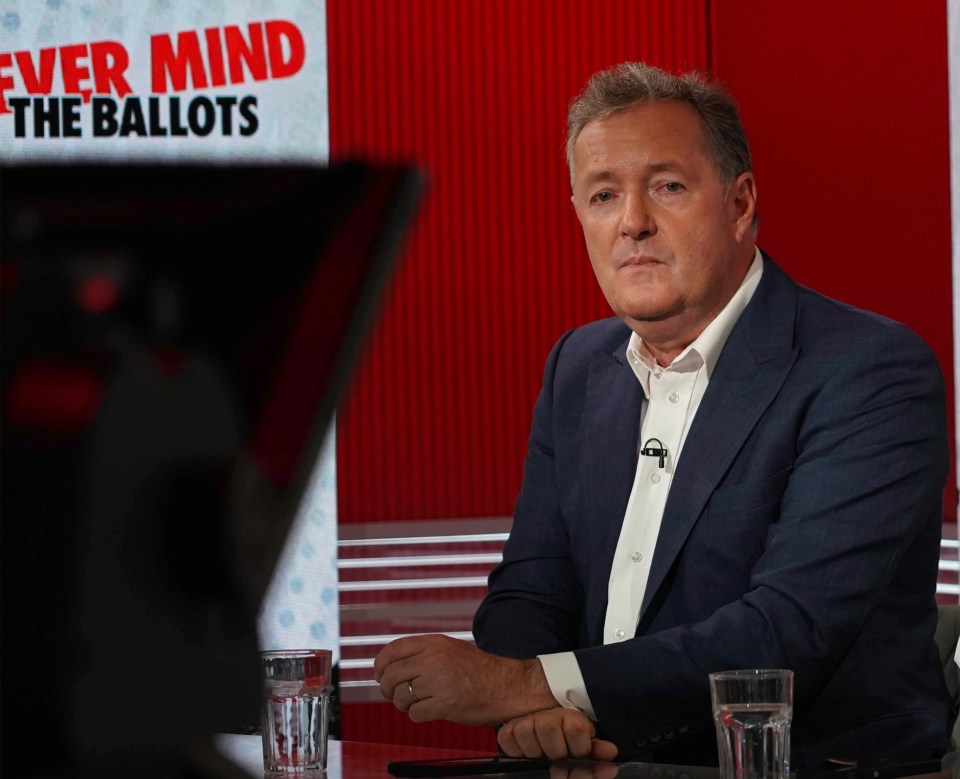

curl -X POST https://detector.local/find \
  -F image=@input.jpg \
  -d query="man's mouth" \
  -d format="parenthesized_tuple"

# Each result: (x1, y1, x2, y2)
(618, 254, 661, 269)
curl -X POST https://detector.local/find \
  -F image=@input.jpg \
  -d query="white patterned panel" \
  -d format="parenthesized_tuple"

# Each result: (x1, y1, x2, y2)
(259, 422, 340, 662)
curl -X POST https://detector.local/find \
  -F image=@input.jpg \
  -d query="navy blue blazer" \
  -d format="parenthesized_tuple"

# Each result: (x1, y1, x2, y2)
(474, 255, 952, 766)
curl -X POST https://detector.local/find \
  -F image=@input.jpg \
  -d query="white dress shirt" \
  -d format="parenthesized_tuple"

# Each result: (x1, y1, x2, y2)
(538, 248, 764, 719)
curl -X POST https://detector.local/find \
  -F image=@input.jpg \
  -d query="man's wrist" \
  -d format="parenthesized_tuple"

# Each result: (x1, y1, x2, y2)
(518, 658, 560, 712)
(487, 654, 561, 725)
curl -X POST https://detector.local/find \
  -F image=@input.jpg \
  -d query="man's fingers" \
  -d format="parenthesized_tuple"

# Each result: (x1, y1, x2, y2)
(407, 697, 446, 724)
(533, 714, 572, 760)
(555, 712, 595, 758)
(589, 738, 618, 762)
(376, 653, 426, 701)
(497, 722, 520, 757)
(394, 678, 441, 722)
(499, 709, 598, 761)
(497, 721, 522, 757)
(373, 636, 424, 682)
(509, 716, 546, 758)
(390, 679, 413, 712)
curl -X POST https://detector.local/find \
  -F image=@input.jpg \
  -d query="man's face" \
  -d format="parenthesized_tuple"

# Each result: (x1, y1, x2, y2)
(571, 100, 757, 363)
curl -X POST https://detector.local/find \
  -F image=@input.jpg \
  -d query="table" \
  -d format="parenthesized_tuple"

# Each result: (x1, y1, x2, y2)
(207, 736, 949, 779)
(208, 735, 717, 779)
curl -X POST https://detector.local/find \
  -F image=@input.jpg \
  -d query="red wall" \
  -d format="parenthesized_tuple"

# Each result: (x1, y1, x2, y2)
(329, 0, 710, 525)
(711, 0, 956, 518)
(327, 0, 955, 746)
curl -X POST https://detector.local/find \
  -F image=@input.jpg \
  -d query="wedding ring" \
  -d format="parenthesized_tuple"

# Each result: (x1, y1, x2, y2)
(407, 680, 420, 702)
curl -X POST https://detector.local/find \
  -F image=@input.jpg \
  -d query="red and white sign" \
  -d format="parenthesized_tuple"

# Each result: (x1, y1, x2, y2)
(0, 2, 328, 162)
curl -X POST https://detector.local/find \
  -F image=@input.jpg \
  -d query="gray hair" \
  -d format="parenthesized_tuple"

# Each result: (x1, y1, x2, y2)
(566, 62, 752, 185)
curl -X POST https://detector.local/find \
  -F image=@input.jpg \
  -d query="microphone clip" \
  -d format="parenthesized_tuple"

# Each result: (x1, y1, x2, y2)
(640, 438, 668, 468)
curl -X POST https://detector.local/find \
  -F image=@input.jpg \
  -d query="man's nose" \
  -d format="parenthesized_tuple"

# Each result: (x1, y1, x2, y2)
(619, 193, 655, 240)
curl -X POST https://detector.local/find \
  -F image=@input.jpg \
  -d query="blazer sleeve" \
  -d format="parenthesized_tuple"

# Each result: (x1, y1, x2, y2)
(473, 329, 587, 658)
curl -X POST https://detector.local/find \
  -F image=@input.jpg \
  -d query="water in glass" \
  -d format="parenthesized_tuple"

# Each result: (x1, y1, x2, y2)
(714, 701, 791, 779)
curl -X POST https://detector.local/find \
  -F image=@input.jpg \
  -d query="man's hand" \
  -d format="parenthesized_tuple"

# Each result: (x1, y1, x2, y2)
(373, 634, 556, 726)
(498, 708, 618, 762)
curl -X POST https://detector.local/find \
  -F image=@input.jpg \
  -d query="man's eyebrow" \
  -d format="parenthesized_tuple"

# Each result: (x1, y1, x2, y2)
(578, 169, 617, 189)
(577, 160, 687, 188)
(647, 160, 685, 173)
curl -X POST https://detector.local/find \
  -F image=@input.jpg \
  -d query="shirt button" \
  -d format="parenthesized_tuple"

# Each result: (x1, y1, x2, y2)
(667, 391, 679, 403)
(615, 628, 626, 639)
(650, 472, 661, 484)
(653, 369, 663, 379)
(631, 551, 642, 562)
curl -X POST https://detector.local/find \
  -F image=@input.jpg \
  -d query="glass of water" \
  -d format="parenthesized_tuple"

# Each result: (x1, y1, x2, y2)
(261, 649, 333, 775)
(709, 669, 793, 779)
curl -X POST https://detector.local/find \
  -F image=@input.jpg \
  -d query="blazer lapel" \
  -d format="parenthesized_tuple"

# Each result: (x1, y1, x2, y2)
(639, 257, 801, 620)
(579, 336, 643, 642)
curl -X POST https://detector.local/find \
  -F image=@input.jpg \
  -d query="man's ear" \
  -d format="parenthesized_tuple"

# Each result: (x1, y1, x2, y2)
(570, 192, 586, 225)
(731, 172, 758, 240)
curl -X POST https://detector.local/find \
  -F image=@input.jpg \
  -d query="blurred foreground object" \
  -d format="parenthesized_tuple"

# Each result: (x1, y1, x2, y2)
(1, 162, 422, 777)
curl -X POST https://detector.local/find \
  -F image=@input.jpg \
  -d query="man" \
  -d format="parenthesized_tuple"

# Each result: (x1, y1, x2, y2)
(374, 62, 951, 767)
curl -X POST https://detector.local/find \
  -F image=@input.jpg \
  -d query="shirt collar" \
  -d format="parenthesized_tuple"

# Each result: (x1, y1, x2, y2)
(626, 247, 764, 392)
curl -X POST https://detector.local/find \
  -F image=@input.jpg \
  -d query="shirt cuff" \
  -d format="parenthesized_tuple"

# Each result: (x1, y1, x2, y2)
(537, 651, 597, 721)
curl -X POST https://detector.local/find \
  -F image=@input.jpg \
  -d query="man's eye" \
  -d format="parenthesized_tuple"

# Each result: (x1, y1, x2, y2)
(592, 191, 613, 203)
(662, 181, 684, 193)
